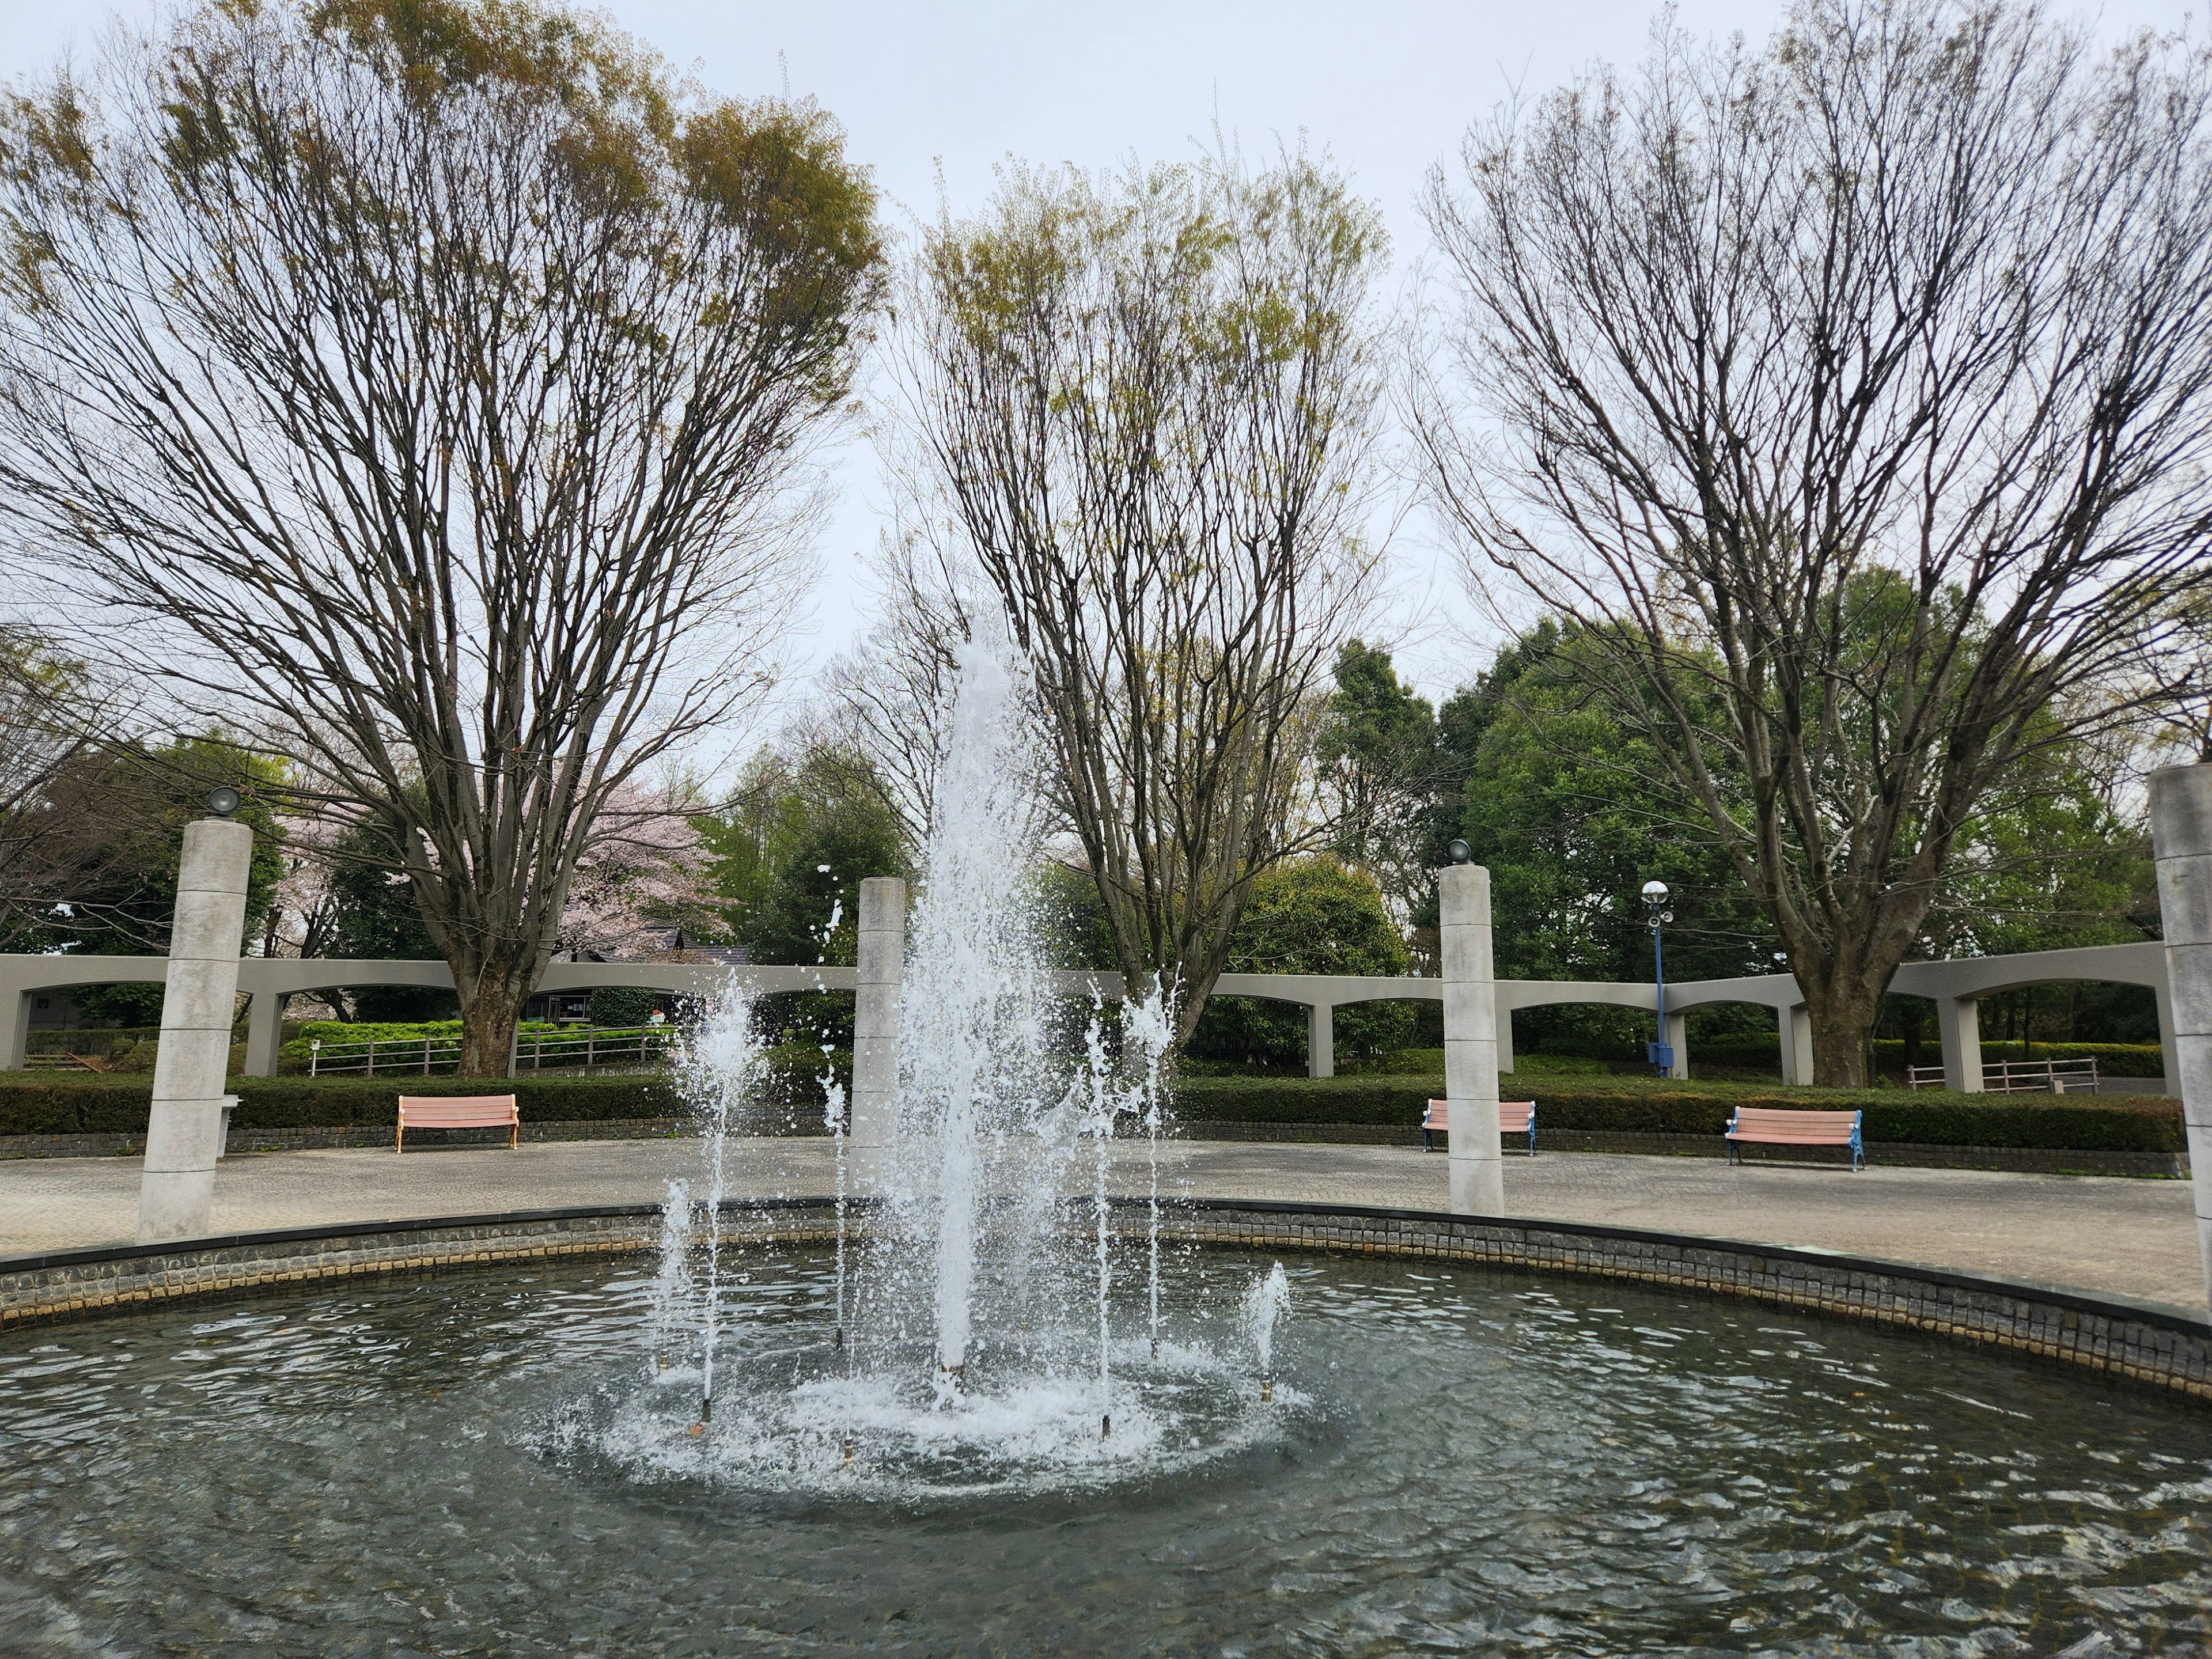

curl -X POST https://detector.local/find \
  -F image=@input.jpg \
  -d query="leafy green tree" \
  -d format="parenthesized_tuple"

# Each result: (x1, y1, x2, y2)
(1422, 623, 1779, 986)
(1315, 641, 1439, 925)
(697, 743, 908, 967)
(1188, 855, 1415, 1070)
(39, 735, 287, 1025)
(696, 740, 907, 1052)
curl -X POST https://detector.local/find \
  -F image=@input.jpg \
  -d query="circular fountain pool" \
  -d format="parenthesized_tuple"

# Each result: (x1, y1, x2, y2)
(2, 1245, 2208, 1656)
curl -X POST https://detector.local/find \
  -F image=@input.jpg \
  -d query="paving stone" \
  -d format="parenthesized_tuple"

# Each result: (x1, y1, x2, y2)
(0, 1135, 2203, 1313)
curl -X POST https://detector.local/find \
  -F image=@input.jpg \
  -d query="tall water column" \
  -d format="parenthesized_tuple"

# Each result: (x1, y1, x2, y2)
(849, 875, 907, 1187)
(2149, 762, 2212, 1308)
(137, 802, 253, 1244)
(1440, 857, 1505, 1216)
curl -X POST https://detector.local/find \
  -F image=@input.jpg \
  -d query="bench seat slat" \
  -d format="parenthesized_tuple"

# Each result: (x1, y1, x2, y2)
(1725, 1105, 1864, 1171)
(1422, 1099, 1537, 1152)
(396, 1094, 520, 1152)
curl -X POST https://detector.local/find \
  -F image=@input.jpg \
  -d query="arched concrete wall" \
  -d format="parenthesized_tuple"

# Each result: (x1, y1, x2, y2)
(0, 941, 2172, 1089)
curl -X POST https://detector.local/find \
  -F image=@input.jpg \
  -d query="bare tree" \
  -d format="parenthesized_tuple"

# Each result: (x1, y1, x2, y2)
(0, 0, 882, 1070)
(815, 528, 980, 849)
(1414, 0, 2212, 1085)
(891, 150, 1389, 1038)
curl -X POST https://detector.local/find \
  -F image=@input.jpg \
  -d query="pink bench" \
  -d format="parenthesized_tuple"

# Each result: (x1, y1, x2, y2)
(396, 1094, 520, 1154)
(1423, 1099, 1537, 1154)
(1725, 1106, 1864, 1171)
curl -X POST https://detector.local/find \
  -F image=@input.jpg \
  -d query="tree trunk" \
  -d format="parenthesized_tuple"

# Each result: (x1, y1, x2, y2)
(1802, 972, 1891, 1089)
(452, 956, 537, 1079)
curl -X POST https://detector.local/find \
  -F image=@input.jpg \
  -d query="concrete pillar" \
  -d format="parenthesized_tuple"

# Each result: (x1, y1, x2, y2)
(0, 988, 28, 1071)
(1778, 1004, 1815, 1086)
(1938, 996, 1984, 1094)
(849, 876, 907, 1184)
(2148, 762, 2212, 1308)
(1663, 1010, 1689, 1080)
(1496, 1005, 1514, 1077)
(1305, 1003, 1334, 1078)
(243, 988, 287, 1078)
(138, 815, 253, 1244)
(1440, 863, 1503, 1216)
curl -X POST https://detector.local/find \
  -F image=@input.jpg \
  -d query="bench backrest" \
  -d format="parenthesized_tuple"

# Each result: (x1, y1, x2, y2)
(1728, 1106, 1859, 1142)
(398, 1094, 519, 1129)
(1424, 1100, 1537, 1132)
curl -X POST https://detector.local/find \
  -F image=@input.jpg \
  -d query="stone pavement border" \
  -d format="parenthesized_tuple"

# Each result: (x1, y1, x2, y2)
(3, 1119, 2188, 1179)
(4, 1196, 2209, 1402)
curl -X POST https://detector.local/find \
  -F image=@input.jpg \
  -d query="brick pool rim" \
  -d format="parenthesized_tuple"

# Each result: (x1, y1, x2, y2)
(5, 1196, 2209, 1400)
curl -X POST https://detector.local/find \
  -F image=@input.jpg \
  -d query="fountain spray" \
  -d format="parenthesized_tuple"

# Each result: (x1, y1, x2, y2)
(677, 990, 766, 1434)
(1121, 982, 1176, 1358)
(1084, 1001, 1115, 1403)
(1243, 1263, 1291, 1403)
(647, 1177, 692, 1376)
(822, 1070, 849, 1357)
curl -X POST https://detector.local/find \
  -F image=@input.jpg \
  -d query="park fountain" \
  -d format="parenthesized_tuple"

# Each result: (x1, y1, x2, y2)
(4, 641, 2212, 1651)
(622, 632, 1279, 1498)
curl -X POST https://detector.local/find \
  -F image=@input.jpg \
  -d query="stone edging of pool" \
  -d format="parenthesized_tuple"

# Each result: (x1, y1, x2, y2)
(3, 1198, 2207, 1400)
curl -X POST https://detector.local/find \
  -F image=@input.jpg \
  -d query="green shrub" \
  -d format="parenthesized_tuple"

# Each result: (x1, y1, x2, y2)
(760, 1041, 853, 1111)
(588, 987, 665, 1027)
(1165, 1071, 2184, 1153)
(0, 1074, 694, 1137)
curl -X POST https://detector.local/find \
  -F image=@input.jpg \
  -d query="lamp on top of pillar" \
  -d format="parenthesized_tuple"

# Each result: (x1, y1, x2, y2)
(206, 784, 241, 817)
(1447, 838, 1471, 865)
(1642, 880, 1674, 1075)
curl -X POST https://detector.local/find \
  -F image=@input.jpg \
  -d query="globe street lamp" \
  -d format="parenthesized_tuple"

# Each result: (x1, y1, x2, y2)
(1642, 879, 1675, 1075)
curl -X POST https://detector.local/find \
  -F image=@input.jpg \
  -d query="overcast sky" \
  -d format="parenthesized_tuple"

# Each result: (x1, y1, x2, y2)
(1, 0, 2192, 725)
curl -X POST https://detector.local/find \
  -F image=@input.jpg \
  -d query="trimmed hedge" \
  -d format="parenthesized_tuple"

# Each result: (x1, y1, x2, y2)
(1169, 1072, 2186, 1153)
(2, 1067, 2182, 1155)
(0, 1074, 688, 1137)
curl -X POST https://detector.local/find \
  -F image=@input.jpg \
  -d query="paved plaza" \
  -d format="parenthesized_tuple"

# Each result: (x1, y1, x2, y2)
(3, 1138, 2202, 1314)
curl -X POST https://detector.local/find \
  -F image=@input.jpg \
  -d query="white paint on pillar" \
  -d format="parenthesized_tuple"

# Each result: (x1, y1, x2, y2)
(1306, 1003, 1334, 1078)
(137, 815, 253, 1244)
(2148, 761, 2212, 1309)
(1939, 996, 1985, 1094)
(1439, 862, 1503, 1216)
(849, 876, 907, 1186)
(1662, 1010, 1689, 1080)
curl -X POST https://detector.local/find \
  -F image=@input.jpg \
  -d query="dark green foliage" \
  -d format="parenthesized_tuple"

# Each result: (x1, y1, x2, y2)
(1189, 855, 1415, 1070)
(1421, 622, 1778, 990)
(696, 743, 907, 965)
(1315, 641, 1439, 918)
(2, 1069, 2176, 1153)
(586, 987, 662, 1026)
(759, 1041, 852, 1113)
(1035, 861, 1119, 972)
(753, 989, 857, 1057)
(31, 733, 288, 964)
(1165, 1073, 2184, 1152)
(325, 821, 458, 1021)
(0, 1074, 685, 1135)
(70, 983, 168, 1026)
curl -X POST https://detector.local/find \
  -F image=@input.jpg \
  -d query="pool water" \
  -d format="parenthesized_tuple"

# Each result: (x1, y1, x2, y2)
(1, 1246, 2208, 1656)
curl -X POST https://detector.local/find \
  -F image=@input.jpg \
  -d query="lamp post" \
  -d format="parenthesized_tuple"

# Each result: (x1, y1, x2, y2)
(1642, 879, 1674, 1075)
